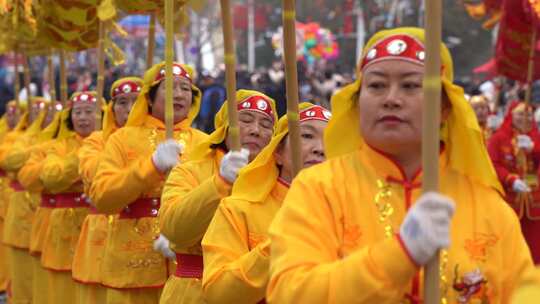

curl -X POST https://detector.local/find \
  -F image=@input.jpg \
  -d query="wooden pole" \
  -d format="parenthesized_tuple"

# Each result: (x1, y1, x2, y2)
(13, 50, 20, 106)
(525, 27, 537, 104)
(23, 55, 31, 101)
(164, 0, 174, 139)
(282, 0, 302, 177)
(220, 0, 241, 151)
(422, 0, 442, 303)
(147, 12, 156, 69)
(48, 52, 57, 102)
(95, 20, 106, 130)
(59, 50, 68, 106)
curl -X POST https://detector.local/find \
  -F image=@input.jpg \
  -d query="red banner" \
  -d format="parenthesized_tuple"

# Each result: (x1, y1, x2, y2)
(495, 0, 540, 82)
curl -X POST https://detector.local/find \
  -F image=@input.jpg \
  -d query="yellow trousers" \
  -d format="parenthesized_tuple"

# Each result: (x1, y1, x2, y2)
(106, 287, 162, 304)
(159, 276, 205, 304)
(31, 254, 48, 304)
(45, 270, 76, 304)
(0, 219, 9, 292)
(75, 282, 107, 304)
(7, 247, 32, 304)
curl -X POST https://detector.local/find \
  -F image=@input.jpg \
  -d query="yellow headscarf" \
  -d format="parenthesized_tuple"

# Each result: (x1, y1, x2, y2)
(189, 89, 278, 162)
(325, 27, 502, 193)
(103, 76, 144, 140)
(232, 102, 317, 203)
(25, 97, 50, 135)
(125, 61, 201, 128)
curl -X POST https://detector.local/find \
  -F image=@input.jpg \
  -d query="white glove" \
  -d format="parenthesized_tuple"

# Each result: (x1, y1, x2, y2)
(153, 234, 175, 260)
(513, 179, 531, 193)
(517, 135, 534, 151)
(152, 139, 184, 173)
(219, 148, 250, 183)
(399, 192, 455, 266)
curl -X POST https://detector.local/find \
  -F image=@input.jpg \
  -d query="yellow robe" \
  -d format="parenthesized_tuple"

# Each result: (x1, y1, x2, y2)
(201, 179, 288, 304)
(159, 149, 230, 304)
(90, 115, 207, 299)
(266, 145, 534, 303)
(0, 129, 39, 304)
(72, 131, 108, 304)
(0, 170, 11, 293)
(40, 134, 88, 304)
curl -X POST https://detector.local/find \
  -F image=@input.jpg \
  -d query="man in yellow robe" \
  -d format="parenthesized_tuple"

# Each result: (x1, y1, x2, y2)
(266, 27, 534, 303)
(39, 92, 99, 304)
(159, 89, 277, 304)
(201, 103, 329, 303)
(90, 62, 208, 304)
(1, 97, 54, 304)
(0, 101, 22, 299)
(72, 77, 142, 304)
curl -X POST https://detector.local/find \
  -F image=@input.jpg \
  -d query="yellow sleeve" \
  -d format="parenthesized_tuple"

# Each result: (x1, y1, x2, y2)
(78, 132, 104, 193)
(0, 137, 31, 172)
(499, 202, 535, 303)
(90, 130, 163, 214)
(511, 268, 540, 303)
(40, 140, 81, 194)
(202, 199, 270, 304)
(160, 162, 231, 247)
(18, 141, 50, 192)
(267, 170, 417, 303)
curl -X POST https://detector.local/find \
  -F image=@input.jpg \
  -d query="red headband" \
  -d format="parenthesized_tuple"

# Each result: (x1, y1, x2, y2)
(300, 105, 332, 122)
(238, 95, 274, 121)
(154, 63, 192, 84)
(112, 81, 142, 99)
(360, 34, 425, 70)
(68, 92, 98, 108)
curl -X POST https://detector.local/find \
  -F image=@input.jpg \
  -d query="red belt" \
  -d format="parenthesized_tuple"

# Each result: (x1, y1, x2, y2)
(88, 205, 100, 214)
(9, 180, 25, 192)
(175, 254, 203, 279)
(0, 169, 6, 177)
(41, 194, 56, 208)
(118, 197, 160, 219)
(50, 193, 87, 208)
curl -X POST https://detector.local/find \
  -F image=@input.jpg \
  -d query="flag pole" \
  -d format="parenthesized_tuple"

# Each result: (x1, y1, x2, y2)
(422, 0, 442, 303)
(220, 0, 241, 151)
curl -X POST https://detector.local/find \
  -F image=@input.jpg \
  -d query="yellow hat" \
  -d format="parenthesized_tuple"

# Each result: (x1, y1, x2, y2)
(103, 77, 144, 140)
(232, 102, 328, 203)
(325, 27, 502, 193)
(189, 89, 278, 162)
(125, 61, 201, 128)
(469, 95, 489, 106)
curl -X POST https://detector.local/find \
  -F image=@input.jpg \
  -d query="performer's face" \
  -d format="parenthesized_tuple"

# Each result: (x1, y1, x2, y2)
(358, 60, 425, 155)
(275, 119, 327, 182)
(71, 102, 97, 138)
(512, 109, 533, 133)
(228, 111, 274, 162)
(113, 92, 138, 127)
(471, 102, 489, 126)
(6, 108, 20, 129)
(42, 102, 61, 129)
(151, 77, 193, 124)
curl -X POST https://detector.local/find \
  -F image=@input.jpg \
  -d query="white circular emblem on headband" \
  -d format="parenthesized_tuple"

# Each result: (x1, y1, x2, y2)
(305, 110, 316, 117)
(80, 94, 88, 101)
(122, 84, 132, 93)
(416, 50, 425, 61)
(241, 101, 251, 109)
(256, 100, 268, 111)
(366, 48, 377, 60)
(387, 39, 407, 55)
(323, 110, 332, 119)
(173, 65, 182, 75)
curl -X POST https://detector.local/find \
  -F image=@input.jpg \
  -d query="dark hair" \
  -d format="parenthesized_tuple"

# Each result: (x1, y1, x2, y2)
(210, 141, 228, 152)
(65, 108, 74, 131)
(518, 89, 527, 101)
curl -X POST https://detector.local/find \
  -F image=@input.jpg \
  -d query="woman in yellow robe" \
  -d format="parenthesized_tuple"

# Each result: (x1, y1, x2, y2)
(90, 62, 208, 304)
(159, 90, 277, 304)
(266, 27, 534, 304)
(201, 103, 329, 303)
(0, 101, 22, 297)
(72, 77, 142, 304)
(1, 97, 53, 304)
(39, 91, 99, 304)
